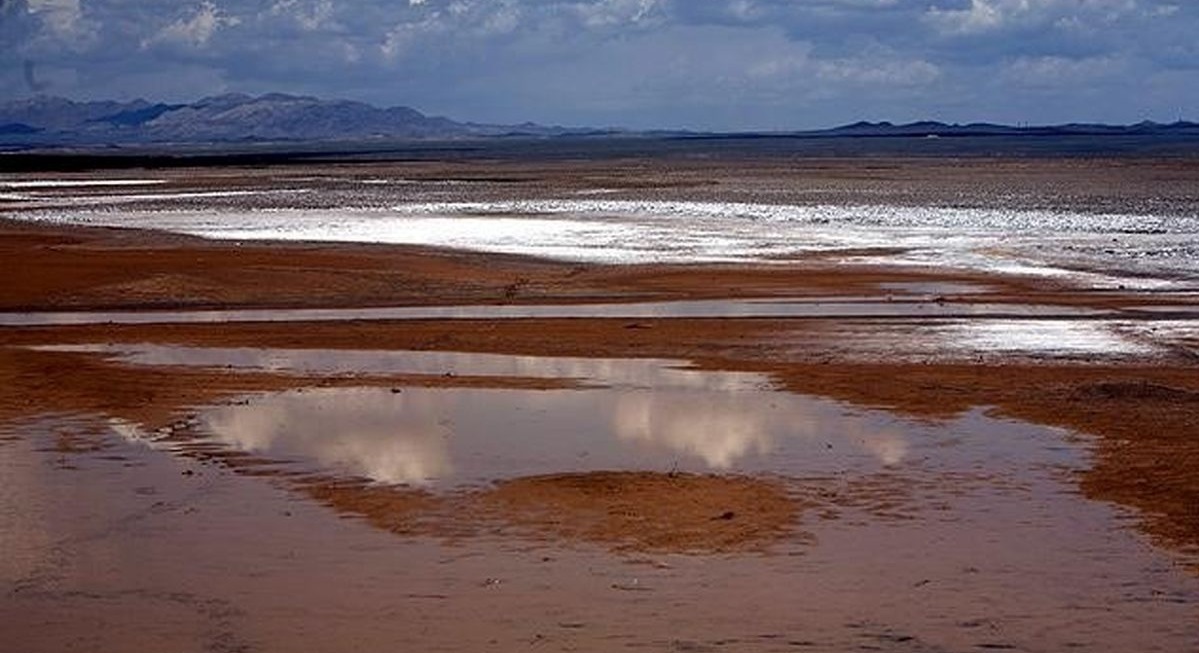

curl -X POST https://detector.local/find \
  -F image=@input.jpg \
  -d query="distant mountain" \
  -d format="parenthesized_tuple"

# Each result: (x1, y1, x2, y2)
(0, 93, 580, 146)
(0, 123, 41, 135)
(3, 93, 1198, 149)
(817, 119, 1199, 138)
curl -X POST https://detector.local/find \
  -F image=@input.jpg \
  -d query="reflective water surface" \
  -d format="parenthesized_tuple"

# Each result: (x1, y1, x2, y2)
(87, 346, 904, 483)
(0, 296, 1114, 326)
(188, 385, 910, 484)
(34, 343, 765, 389)
(2, 344, 1197, 652)
(12, 302, 1196, 360)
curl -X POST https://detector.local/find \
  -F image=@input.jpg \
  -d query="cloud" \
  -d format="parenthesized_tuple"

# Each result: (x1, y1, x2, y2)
(379, 0, 531, 61)
(380, 13, 443, 61)
(269, 0, 336, 31)
(575, 0, 662, 28)
(744, 36, 940, 98)
(27, 0, 83, 34)
(924, 0, 1147, 37)
(822, 57, 941, 87)
(925, 0, 1006, 35)
(142, 1, 241, 50)
(725, 0, 761, 21)
(2, 0, 1197, 128)
(1001, 53, 1127, 87)
(20, 0, 96, 49)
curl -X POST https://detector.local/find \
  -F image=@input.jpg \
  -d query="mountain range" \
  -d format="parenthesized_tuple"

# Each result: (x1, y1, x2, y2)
(0, 93, 583, 146)
(2, 93, 1198, 148)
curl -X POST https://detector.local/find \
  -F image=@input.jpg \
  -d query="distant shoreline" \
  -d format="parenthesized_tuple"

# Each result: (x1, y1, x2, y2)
(4, 93, 1198, 167)
(5, 132, 1199, 173)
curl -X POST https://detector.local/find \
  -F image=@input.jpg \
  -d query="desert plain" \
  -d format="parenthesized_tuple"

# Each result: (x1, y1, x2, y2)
(2, 151, 1198, 651)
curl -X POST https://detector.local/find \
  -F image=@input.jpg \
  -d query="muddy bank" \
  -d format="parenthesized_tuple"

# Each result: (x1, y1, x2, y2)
(295, 472, 801, 554)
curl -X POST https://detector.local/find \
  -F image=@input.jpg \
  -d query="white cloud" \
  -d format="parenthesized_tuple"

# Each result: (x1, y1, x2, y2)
(576, 0, 661, 29)
(143, 1, 241, 49)
(925, 0, 1144, 35)
(748, 43, 940, 89)
(817, 56, 942, 86)
(1002, 53, 1126, 87)
(380, 13, 445, 60)
(26, 0, 96, 47)
(270, 0, 335, 31)
(480, 4, 520, 35)
(819, 0, 901, 7)
(925, 0, 1008, 35)
(28, 0, 80, 32)
(726, 0, 760, 21)
(379, 1, 527, 60)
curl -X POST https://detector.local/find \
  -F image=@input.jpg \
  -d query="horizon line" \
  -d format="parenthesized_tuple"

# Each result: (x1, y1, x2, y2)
(2, 91, 1194, 136)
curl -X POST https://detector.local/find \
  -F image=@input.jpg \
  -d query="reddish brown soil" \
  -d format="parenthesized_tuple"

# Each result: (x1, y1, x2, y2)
(1, 208, 1197, 561)
(476, 472, 800, 554)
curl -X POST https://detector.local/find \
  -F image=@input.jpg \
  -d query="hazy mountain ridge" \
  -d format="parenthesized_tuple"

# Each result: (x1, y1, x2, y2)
(2, 93, 1197, 148)
(817, 119, 1199, 138)
(0, 93, 578, 145)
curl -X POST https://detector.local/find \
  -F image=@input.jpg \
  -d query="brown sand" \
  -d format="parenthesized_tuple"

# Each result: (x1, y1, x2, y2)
(2, 158, 1199, 562)
(475, 471, 800, 554)
(288, 472, 801, 554)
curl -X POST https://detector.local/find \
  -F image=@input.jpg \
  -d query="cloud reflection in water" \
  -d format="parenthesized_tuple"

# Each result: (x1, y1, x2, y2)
(56, 343, 912, 483)
(201, 389, 453, 485)
(612, 391, 775, 469)
(614, 390, 909, 468)
(194, 384, 910, 485)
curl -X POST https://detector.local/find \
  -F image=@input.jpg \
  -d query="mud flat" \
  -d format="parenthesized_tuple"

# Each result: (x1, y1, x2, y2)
(2, 157, 1198, 651)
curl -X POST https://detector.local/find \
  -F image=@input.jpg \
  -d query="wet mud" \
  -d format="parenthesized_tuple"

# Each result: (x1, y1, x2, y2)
(3, 158, 1199, 651)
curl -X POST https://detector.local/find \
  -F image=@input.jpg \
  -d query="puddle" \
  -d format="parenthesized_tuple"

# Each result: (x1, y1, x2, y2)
(90, 348, 907, 484)
(761, 318, 1173, 361)
(191, 386, 910, 484)
(0, 179, 166, 189)
(1120, 304, 1199, 316)
(26, 313, 1174, 378)
(877, 280, 993, 296)
(0, 297, 1112, 327)
(32, 344, 765, 390)
(939, 319, 1161, 357)
(24, 341, 1160, 494)
(3, 346, 1198, 651)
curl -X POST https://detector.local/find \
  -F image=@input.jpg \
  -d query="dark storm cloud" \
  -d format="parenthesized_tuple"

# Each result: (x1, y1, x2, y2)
(1, 0, 1196, 129)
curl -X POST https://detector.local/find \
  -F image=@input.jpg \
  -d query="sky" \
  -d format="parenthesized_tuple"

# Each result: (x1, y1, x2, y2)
(2, 0, 1197, 131)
